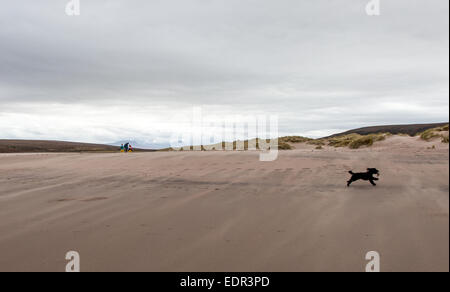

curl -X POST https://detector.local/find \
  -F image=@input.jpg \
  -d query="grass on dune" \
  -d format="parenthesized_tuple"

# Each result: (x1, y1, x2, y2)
(347, 134, 388, 149)
(279, 136, 313, 143)
(164, 133, 389, 151)
(306, 139, 326, 146)
(285, 133, 389, 149)
(167, 138, 291, 151)
(418, 125, 449, 143)
(327, 133, 361, 148)
(327, 133, 389, 149)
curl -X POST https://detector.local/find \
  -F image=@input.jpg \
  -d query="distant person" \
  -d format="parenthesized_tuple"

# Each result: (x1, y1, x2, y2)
(124, 143, 129, 152)
(128, 144, 133, 152)
(120, 144, 125, 152)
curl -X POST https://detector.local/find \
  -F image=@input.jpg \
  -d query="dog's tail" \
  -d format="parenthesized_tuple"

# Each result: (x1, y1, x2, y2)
(348, 171, 354, 175)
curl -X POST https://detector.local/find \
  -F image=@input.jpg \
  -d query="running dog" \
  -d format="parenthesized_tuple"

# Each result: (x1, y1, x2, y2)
(347, 168, 380, 187)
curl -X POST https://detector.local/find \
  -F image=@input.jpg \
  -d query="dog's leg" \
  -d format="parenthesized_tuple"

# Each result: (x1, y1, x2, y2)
(347, 180, 353, 187)
(369, 179, 376, 186)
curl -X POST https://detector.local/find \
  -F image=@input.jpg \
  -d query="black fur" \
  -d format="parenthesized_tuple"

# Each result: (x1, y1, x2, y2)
(347, 168, 380, 187)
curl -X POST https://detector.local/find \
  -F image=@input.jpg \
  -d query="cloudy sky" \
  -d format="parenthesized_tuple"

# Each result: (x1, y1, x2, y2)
(0, 0, 448, 148)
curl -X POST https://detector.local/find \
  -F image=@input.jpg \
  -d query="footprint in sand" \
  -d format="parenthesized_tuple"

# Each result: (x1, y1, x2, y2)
(55, 197, 107, 202)
(80, 197, 108, 202)
(56, 198, 74, 202)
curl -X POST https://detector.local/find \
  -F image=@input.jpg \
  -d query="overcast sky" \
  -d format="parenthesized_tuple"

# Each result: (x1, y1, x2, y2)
(0, 0, 448, 147)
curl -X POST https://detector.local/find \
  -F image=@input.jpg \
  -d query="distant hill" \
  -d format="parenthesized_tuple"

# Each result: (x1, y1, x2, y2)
(0, 140, 155, 153)
(326, 122, 449, 138)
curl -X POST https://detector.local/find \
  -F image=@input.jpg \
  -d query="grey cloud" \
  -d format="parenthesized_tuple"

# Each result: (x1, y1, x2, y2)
(0, 0, 448, 143)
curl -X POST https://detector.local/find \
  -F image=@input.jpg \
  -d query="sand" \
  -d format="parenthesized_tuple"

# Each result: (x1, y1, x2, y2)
(0, 135, 448, 272)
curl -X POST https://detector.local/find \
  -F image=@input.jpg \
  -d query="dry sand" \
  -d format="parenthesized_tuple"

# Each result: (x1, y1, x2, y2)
(0, 135, 448, 272)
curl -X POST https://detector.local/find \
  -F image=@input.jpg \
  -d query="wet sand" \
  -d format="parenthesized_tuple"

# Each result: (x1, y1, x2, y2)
(0, 136, 448, 271)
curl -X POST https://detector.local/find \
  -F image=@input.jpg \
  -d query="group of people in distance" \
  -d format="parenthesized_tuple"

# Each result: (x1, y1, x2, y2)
(120, 143, 133, 153)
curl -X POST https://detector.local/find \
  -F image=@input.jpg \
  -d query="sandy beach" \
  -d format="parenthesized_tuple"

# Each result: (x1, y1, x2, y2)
(0, 136, 448, 272)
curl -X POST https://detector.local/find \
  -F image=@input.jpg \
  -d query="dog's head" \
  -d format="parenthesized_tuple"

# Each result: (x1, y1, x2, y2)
(367, 168, 380, 176)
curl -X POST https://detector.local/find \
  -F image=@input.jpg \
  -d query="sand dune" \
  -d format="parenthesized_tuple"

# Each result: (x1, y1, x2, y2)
(0, 135, 448, 271)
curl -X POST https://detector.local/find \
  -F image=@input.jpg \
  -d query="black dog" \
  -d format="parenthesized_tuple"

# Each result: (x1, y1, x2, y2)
(347, 168, 380, 187)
